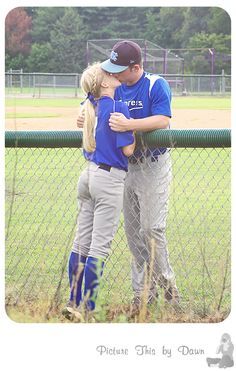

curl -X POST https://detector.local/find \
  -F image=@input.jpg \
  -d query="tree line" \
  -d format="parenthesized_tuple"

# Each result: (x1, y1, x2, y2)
(5, 7, 231, 74)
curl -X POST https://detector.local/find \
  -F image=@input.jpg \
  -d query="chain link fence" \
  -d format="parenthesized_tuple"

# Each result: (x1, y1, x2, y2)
(5, 72, 231, 98)
(5, 130, 231, 322)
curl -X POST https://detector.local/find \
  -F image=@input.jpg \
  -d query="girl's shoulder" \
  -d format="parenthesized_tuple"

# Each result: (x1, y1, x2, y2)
(114, 99, 128, 111)
(114, 100, 130, 117)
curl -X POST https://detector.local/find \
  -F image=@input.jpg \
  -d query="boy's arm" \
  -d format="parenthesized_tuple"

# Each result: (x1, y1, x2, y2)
(109, 113, 170, 132)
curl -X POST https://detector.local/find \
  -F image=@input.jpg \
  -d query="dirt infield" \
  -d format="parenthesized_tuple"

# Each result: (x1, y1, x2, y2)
(5, 106, 230, 131)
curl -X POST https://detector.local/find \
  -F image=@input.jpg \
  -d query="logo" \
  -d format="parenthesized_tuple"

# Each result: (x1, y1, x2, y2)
(126, 100, 143, 111)
(110, 51, 118, 62)
(206, 334, 234, 368)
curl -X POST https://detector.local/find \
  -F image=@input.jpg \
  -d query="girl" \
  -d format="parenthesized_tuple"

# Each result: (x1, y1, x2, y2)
(62, 63, 135, 321)
(207, 333, 234, 368)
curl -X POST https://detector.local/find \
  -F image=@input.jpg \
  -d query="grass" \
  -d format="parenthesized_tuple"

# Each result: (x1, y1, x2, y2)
(5, 96, 231, 110)
(6, 112, 60, 119)
(5, 146, 231, 323)
(172, 96, 231, 110)
(5, 97, 81, 108)
(4, 94, 231, 322)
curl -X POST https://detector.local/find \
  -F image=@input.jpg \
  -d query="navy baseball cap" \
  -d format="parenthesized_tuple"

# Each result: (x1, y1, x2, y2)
(101, 40, 142, 73)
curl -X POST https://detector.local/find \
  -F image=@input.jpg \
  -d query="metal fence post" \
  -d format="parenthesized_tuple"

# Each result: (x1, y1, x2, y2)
(75, 74, 78, 97)
(5, 72, 231, 97)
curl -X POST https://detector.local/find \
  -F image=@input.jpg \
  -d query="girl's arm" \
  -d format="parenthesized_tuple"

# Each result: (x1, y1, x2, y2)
(122, 132, 136, 157)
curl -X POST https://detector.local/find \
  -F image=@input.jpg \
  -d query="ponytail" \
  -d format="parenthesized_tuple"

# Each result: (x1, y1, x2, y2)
(80, 63, 104, 153)
(81, 99, 96, 152)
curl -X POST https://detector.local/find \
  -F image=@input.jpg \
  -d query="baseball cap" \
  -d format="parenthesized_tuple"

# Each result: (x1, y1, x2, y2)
(101, 40, 142, 73)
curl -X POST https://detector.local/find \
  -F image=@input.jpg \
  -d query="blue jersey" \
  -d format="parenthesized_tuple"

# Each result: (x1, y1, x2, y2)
(114, 71, 171, 158)
(84, 96, 134, 171)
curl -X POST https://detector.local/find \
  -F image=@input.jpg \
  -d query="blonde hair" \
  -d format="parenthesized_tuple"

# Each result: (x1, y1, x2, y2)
(80, 63, 105, 152)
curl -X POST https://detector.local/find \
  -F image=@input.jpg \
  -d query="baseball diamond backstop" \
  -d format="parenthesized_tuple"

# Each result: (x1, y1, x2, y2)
(5, 129, 231, 322)
(87, 39, 184, 75)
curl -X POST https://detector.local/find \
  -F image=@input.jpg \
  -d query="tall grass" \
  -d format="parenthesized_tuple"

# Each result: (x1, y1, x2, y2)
(5, 146, 231, 322)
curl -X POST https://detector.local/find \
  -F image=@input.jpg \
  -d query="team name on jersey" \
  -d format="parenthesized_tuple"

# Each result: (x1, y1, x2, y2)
(124, 100, 143, 110)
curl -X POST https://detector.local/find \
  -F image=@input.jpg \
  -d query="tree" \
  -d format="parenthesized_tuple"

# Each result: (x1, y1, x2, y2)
(188, 32, 230, 53)
(5, 7, 32, 56)
(79, 7, 117, 39)
(30, 7, 65, 43)
(5, 52, 28, 71)
(107, 7, 150, 39)
(180, 7, 212, 46)
(5, 7, 231, 74)
(50, 8, 86, 72)
(150, 8, 186, 48)
(186, 32, 231, 73)
(144, 10, 161, 45)
(26, 43, 54, 72)
(208, 7, 231, 35)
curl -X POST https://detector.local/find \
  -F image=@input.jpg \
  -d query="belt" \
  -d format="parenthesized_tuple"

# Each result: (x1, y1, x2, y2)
(98, 163, 111, 172)
(98, 163, 128, 172)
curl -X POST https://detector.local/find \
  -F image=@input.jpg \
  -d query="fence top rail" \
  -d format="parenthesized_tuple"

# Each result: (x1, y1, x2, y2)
(5, 129, 231, 149)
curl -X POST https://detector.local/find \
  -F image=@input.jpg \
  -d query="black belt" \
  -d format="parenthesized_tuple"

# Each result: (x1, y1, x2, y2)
(98, 163, 128, 172)
(98, 163, 112, 172)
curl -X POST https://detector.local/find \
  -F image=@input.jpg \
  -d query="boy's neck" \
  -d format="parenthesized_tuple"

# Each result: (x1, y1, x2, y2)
(126, 68, 144, 86)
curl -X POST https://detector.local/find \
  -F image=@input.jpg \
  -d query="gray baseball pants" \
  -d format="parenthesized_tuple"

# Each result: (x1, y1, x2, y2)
(72, 161, 126, 260)
(123, 152, 176, 299)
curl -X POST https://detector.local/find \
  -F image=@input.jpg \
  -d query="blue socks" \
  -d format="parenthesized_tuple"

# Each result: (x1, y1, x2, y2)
(68, 252, 104, 310)
(84, 257, 105, 311)
(68, 252, 87, 306)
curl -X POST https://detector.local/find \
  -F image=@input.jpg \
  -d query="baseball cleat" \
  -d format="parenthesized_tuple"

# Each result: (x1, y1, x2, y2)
(62, 302, 84, 322)
(164, 285, 180, 305)
(62, 302, 96, 323)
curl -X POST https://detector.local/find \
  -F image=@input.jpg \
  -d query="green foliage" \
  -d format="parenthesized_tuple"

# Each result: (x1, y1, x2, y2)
(180, 8, 212, 46)
(208, 7, 231, 35)
(5, 146, 231, 322)
(30, 7, 65, 43)
(5, 7, 231, 74)
(50, 8, 86, 72)
(186, 32, 231, 73)
(5, 53, 28, 71)
(79, 7, 152, 40)
(144, 10, 161, 45)
(147, 8, 185, 48)
(109, 7, 150, 38)
(188, 32, 231, 53)
(26, 43, 54, 72)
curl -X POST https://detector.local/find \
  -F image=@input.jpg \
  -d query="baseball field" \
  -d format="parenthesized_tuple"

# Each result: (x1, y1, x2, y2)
(5, 95, 231, 323)
(5, 96, 231, 131)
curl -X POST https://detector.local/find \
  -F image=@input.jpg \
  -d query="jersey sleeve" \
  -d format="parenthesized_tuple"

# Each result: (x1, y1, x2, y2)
(150, 78, 172, 117)
(115, 102, 134, 149)
(116, 131, 134, 149)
